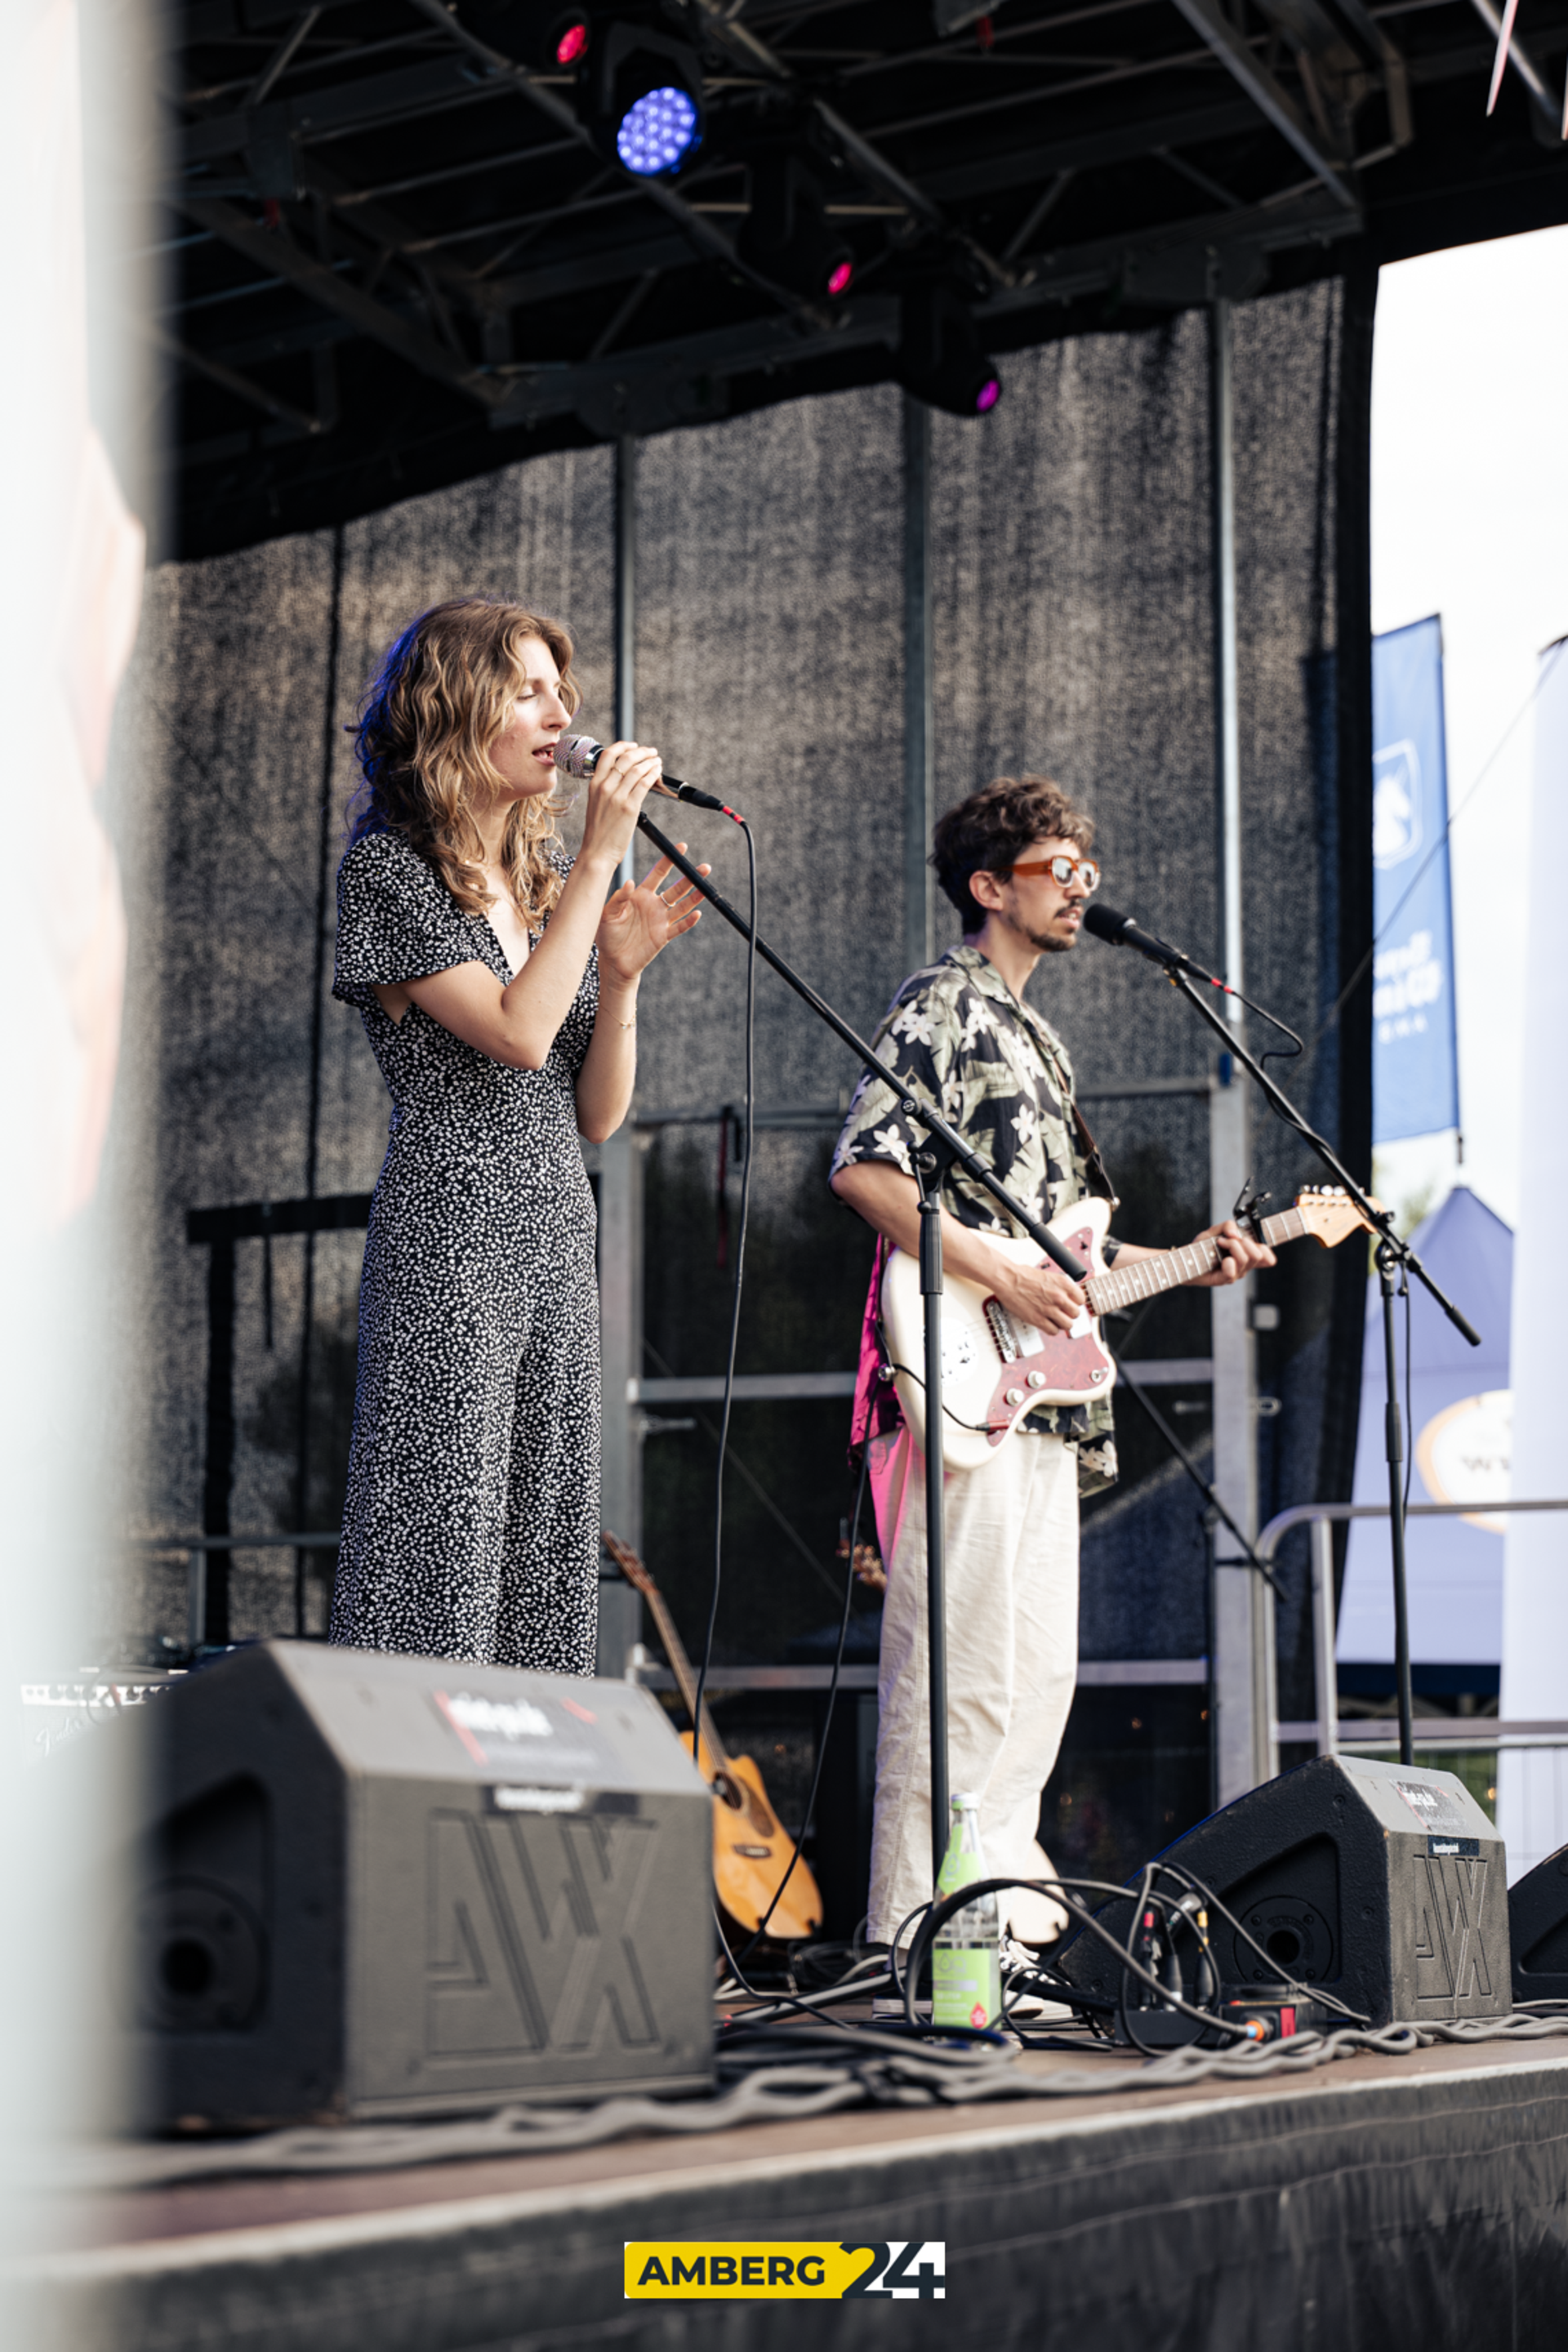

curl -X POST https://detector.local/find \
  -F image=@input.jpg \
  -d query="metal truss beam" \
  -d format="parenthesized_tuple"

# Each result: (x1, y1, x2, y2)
(692, 0, 1017, 283)
(145, 317, 324, 437)
(408, 0, 826, 326)
(981, 186, 1362, 309)
(174, 196, 506, 408)
(486, 233, 698, 313)
(180, 54, 511, 171)
(296, 154, 496, 310)
(483, 186, 1359, 439)
(1165, 0, 1360, 207)
(921, 98, 1267, 203)
(487, 300, 902, 434)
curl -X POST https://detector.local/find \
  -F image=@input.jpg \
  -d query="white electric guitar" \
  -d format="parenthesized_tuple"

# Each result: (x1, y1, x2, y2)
(880, 1187, 1378, 1472)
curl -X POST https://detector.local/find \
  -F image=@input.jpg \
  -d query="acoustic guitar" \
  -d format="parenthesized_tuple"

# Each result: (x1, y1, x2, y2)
(602, 1530, 824, 1941)
(880, 1185, 1379, 1472)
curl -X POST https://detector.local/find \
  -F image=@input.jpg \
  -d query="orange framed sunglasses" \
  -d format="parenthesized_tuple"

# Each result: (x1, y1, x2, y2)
(1004, 853, 1100, 892)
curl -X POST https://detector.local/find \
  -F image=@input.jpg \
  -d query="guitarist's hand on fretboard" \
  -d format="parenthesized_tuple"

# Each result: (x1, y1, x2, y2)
(1184, 1215, 1276, 1285)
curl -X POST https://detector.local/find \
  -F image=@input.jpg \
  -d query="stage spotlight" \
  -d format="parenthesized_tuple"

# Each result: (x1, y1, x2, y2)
(738, 149, 855, 302)
(897, 284, 1002, 417)
(585, 11, 706, 176)
(471, 1, 593, 70)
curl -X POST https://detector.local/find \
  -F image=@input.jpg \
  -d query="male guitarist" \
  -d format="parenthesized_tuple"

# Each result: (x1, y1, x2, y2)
(829, 774, 1272, 1982)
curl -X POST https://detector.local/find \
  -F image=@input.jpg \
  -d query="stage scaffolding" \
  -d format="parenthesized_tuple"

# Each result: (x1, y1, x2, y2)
(123, 277, 1373, 1829)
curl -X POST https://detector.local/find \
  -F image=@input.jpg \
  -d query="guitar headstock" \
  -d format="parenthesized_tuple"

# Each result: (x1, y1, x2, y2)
(1293, 1184, 1385, 1250)
(602, 1528, 655, 1598)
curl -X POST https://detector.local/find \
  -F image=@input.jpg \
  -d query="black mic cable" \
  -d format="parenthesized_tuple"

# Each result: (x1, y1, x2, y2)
(568, 733, 762, 1919)
(1082, 901, 1304, 1063)
(553, 733, 746, 823)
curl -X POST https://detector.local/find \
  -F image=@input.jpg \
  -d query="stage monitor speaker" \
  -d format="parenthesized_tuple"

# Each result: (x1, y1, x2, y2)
(1508, 1839, 1568, 2007)
(1054, 1753, 1510, 2029)
(82, 1641, 715, 2131)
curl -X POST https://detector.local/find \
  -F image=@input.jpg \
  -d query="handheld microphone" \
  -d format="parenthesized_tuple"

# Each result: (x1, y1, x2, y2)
(1083, 902, 1226, 988)
(553, 733, 734, 815)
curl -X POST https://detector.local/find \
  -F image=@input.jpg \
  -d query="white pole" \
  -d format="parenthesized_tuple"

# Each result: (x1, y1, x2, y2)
(1208, 296, 1266, 1802)
(1498, 637, 1568, 1876)
(1312, 1517, 1339, 1757)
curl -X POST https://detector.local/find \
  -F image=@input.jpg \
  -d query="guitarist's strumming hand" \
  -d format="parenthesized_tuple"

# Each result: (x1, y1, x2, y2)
(830, 1161, 1090, 1334)
(986, 1246, 1088, 1337)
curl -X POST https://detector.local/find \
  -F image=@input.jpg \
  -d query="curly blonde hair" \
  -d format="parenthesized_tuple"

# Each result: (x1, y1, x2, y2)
(347, 598, 582, 931)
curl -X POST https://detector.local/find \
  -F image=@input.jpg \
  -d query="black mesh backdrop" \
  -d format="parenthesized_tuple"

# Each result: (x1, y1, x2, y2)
(120, 452, 613, 1643)
(922, 283, 1374, 1717)
(115, 286, 1370, 1729)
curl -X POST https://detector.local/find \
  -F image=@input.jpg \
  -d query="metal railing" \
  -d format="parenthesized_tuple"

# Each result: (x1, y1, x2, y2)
(129, 1532, 340, 1649)
(1255, 1499, 1568, 1765)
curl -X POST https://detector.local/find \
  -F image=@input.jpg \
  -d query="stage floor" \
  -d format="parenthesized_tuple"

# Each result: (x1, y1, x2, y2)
(20, 2035, 1568, 2351)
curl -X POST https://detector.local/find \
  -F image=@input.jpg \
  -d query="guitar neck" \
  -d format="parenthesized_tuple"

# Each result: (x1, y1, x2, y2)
(1085, 1206, 1303, 1316)
(638, 1586, 729, 1775)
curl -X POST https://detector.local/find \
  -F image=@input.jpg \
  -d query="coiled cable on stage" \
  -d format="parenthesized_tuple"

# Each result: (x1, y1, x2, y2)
(51, 2007, 1568, 2191)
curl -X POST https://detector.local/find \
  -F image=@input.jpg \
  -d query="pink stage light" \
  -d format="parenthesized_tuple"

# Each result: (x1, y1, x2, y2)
(827, 259, 853, 297)
(975, 376, 1001, 413)
(555, 18, 589, 65)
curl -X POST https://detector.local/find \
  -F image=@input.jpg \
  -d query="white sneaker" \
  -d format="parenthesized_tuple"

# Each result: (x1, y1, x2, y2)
(1000, 1935, 1079, 2025)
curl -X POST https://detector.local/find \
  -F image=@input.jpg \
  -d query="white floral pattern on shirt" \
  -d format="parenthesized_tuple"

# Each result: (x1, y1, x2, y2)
(832, 944, 1118, 1495)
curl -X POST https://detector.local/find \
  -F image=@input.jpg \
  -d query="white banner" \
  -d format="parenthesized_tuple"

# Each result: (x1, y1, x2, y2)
(1498, 635, 1568, 1881)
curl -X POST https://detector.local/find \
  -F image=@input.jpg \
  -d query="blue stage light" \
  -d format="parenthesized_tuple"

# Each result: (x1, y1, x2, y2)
(616, 85, 701, 175)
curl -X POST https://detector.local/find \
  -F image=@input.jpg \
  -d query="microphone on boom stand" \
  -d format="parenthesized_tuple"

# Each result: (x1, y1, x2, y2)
(1082, 902, 1235, 992)
(552, 733, 744, 822)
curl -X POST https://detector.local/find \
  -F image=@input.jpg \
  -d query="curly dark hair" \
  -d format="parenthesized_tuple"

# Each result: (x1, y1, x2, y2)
(931, 774, 1096, 932)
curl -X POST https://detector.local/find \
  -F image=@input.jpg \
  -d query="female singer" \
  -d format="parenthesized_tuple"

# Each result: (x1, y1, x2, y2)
(327, 597, 704, 1673)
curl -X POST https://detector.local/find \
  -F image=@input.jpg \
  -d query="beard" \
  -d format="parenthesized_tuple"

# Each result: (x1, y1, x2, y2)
(1004, 908, 1076, 956)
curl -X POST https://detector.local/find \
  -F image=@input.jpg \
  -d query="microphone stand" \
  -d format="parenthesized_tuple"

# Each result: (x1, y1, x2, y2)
(636, 808, 1090, 1891)
(1138, 954, 1481, 1771)
(913, 1148, 950, 1878)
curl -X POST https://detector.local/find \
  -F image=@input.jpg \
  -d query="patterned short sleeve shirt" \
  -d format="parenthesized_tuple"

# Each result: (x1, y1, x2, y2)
(831, 943, 1118, 1494)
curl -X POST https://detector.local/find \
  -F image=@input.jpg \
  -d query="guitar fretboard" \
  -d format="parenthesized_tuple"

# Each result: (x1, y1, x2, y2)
(637, 1587, 729, 1775)
(1085, 1207, 1303, 1316)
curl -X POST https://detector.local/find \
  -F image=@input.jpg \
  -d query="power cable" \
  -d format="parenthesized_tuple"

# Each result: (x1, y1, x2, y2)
(1311, 635, 1566, 1056)
(688, 817, 757, 1824)
(734, 1442, 871, 1960)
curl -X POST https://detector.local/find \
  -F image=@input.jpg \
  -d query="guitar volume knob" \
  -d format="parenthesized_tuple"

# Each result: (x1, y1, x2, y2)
(1027, 1371, 1046, 1389)
(1004, 1387, 1024, 1406)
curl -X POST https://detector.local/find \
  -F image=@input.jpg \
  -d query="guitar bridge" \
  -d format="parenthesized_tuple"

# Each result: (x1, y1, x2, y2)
(984, 1298, 1020, 1363)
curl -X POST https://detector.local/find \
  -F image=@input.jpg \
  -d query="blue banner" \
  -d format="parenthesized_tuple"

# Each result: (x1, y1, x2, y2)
(1371, 615, 1459, 1144)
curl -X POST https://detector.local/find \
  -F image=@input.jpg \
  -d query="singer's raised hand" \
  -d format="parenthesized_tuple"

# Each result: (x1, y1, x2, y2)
(597, 847, 709, 986)
(577, 739, 665, 871)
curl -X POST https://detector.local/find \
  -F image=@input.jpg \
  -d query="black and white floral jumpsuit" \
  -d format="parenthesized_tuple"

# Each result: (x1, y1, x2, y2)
(328, 827, 600, 1673)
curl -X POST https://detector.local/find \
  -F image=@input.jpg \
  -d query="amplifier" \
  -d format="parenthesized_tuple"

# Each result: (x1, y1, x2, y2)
(1508, 1839, 1568, 2007)
(88, 1642, 715, 2130)
(1054, 1753, 1510, 2031)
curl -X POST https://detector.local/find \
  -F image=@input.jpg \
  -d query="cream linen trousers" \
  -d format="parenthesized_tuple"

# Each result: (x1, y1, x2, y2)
(867, 1422, 1079, 1948)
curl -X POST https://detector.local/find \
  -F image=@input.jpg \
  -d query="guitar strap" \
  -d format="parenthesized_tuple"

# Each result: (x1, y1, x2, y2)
(1069, 1098, 1119, 1207)
(1017, 1006, 1120, 1207)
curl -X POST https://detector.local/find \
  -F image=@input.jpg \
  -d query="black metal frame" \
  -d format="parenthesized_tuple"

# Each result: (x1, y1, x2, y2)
(151, 0, 1568, 555)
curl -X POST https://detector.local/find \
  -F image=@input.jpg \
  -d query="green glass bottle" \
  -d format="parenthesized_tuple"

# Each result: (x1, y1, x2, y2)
(932, 1792, 1001, 2029)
